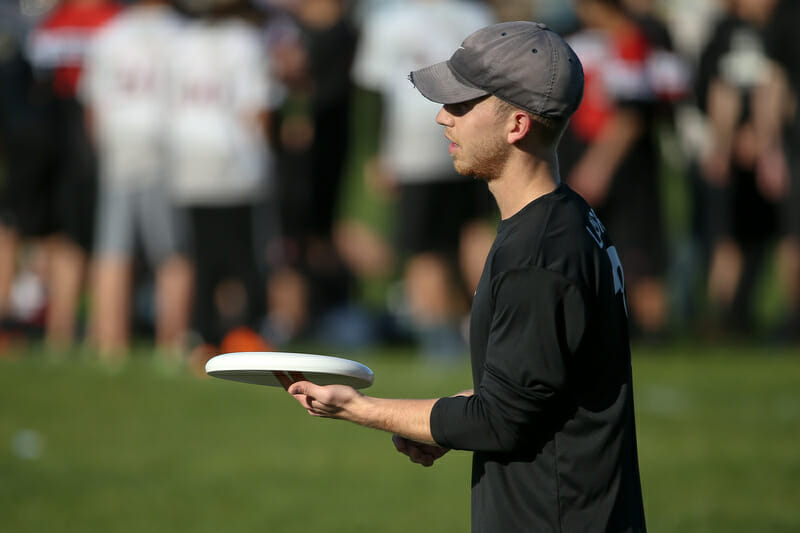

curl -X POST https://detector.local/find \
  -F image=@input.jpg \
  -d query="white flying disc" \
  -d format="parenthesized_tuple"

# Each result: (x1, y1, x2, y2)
(205, 352, 375, 389)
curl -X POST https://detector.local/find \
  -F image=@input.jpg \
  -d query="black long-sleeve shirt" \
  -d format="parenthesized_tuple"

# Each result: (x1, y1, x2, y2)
(431, 184, 646, 532)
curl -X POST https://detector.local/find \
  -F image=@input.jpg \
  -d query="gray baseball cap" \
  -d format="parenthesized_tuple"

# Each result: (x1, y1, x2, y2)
(409, 21, 584, 120)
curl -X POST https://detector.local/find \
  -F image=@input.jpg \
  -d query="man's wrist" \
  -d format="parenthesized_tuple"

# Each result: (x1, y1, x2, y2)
(338, 395, 438, 445)
(343, 392, 374, 426)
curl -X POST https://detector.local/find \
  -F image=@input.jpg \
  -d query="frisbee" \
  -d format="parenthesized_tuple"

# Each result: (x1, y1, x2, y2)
(205, 351, 375, 389)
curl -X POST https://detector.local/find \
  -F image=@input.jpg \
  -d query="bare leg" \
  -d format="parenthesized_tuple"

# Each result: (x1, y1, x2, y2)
(266, 266, 308, 344)
(629, 277, 668, 335)
(405, 253, 464, 326)
(0, 224, 18, 318)
(154, 254, 193, 354)
(707, 238, 743, 312)
(404, 252, 467, 359)
(45, 235, 87, 349)
(459, 220, 495, 297)
(333, 219, 394, 279)
(90, 255, 131, 356)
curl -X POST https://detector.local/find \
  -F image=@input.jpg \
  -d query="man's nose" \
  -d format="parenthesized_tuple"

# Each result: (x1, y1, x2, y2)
(436, 106, 453, 127)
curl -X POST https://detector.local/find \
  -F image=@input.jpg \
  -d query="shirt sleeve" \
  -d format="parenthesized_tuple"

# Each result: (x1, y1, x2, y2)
(77, 29, 107, 106)
(230, 27, 269, 113)
(350, 10, 393, 91)
(431, 266, 587, 452)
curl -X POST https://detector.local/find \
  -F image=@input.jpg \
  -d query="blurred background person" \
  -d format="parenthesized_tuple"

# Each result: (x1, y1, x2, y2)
(80, 0, 193, 360)
(754, 0, 800, 342)
(255, 4, 313, 346)
(560, 0, 688, 340)
(0, 0, 28, 326)
(293, 0, 356, 247)
(0, 0, 52, 347)
(167, 0, 283, 353)
(27, 0, 121, 349)
(351, 0, 496, 360)
(264, 0, 363, 347)
(695, 0, 779, 336)
(645, 0, 722, 331)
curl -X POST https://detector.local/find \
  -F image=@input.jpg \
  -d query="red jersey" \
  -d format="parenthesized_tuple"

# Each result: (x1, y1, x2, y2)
(568, 25, 652, 143)
(30, 0, 123, 98)
(567, 23, 688, 143)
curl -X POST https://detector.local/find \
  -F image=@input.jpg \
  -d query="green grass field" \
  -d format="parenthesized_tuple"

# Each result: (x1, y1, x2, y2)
(1, 343, 799, 532)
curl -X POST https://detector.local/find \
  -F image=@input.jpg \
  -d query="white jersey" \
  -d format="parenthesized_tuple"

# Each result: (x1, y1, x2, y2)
(81, 4, 181, 185)
(167, 18, 283, 206)
(352, 0, 494, 183)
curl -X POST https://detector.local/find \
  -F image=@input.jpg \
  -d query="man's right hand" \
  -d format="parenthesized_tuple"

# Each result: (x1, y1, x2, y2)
(392, 435, 449, 467)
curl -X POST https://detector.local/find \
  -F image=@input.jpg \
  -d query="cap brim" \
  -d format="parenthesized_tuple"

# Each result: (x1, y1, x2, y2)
(410, 61, 489, 105)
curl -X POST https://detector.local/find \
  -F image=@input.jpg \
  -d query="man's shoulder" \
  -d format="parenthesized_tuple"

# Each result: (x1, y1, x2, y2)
(496, 186, 605, 290)
(521, 185, 595, 248)
(492, 186, 593, 273)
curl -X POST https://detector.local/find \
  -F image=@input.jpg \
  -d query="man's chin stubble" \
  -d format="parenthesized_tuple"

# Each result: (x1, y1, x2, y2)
(454, 160, 502, 182)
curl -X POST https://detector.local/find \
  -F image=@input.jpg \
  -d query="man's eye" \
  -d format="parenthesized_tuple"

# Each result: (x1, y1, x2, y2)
(446, 102, 470, 115)
(445, 95, 487, 116)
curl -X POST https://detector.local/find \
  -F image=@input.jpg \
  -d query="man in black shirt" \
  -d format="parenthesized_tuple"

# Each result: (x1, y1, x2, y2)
(287, 21, 646, 532)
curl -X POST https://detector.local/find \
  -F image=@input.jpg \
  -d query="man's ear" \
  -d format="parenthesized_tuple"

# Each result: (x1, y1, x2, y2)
(507, 110, 532, 145)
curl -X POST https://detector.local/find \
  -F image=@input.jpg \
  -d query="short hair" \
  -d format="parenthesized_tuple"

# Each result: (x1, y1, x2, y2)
(493, 97, 568, 148)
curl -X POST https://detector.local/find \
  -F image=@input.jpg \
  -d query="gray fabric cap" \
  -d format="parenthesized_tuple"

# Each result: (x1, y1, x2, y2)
(410, 21, 584, 120)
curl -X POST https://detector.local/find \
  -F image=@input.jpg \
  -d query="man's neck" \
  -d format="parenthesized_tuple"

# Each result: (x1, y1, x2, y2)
(488, 152, 560, 220)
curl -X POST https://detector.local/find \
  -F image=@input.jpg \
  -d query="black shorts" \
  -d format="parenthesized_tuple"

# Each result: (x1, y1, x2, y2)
(705, 165, 778, 246)
(396, 178, 494, 257)
(0, 120, 54, 234)
(9, 98, 97, 251)
(52, 98, 97, 251)
(185, 204, 265, 344)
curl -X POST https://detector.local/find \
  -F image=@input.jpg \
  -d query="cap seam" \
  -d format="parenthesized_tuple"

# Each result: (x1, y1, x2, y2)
(543, 30, 557, 115)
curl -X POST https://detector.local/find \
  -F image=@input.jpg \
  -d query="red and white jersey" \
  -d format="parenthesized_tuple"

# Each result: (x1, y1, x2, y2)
(81, 4, 183, 184)
(29, 0, 122, 99)
(167, 18, 283, 205)
(352, 0, 494, 183)
(568, 26, 689, 143)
